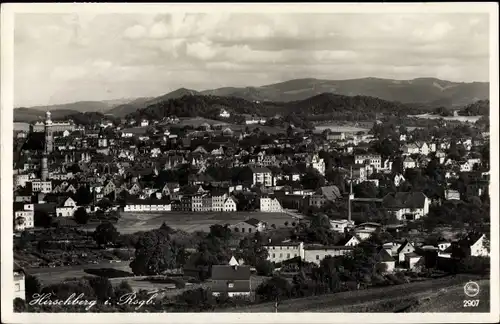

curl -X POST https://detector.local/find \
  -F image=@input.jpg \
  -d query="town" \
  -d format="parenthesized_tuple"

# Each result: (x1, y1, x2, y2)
(12, 101, 491, 312)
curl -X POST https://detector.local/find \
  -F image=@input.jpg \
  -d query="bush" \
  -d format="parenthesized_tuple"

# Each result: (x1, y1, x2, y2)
(371, 274, 389, 287)
(458, 256, 490, 275)
(256, 260, 275, 276)
(385, 274, 404, 285)
(14, 298, 26, 312)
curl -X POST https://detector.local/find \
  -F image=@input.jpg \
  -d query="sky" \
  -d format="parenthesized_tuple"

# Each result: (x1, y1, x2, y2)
(14, 12, 490, 107)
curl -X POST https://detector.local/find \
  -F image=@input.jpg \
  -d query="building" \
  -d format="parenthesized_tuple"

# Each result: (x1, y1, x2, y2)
(231, 218, 265, 233)
(326, 132, 345, 141)
(444, 190, 460, 200)
(211, 192, 228, 212)
(402, 143, 420, 155)
(28, 180, 52, 194)
(329, 219, 355, 233)
(13, 203, 35, 231)
(375, 248, 396, 273)
(303, 244, 354, 265)
(354, 154, 381, 171)
(13, 263, 26, 300)
(30, 119, 75, 133)
(123, 199, 172, 212)
(210, 265, 251, 298)
(265, 241, 304, 263)
(249, 166, 273, 187)
(219, 109, 231, 118)
(463, 233, 490, 257)
(403, 156, 416, 170)
(309, 154, 326, 175)
(308, 185, 342, 209)
(382, 192, 430, 221)
(223, 196, 238, 212)
(260, 196, 283, 212)
(394, 240, 415, 262)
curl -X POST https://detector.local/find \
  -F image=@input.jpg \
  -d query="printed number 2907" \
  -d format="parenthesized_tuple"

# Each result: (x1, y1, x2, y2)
(463, 300, 480, 307)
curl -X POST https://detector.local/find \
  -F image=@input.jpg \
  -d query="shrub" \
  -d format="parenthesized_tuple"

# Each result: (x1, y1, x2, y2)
(386, 274, 404, 285)
(371, 274, 389, 287)
(255, 260, 275, 276)
(458, 256, 490, 275)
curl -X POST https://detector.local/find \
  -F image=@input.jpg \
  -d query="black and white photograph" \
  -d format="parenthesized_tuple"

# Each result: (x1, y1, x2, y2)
(1, 3, 498, 323)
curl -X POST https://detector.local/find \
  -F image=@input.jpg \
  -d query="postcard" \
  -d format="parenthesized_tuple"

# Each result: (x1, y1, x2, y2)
(1, 2, 498, 324)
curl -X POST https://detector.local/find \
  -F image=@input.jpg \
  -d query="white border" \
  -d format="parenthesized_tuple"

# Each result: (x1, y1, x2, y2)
(1, 2, 499, 324)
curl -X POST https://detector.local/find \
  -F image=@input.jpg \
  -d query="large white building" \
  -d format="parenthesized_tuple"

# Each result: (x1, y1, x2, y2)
(28, 180, 52, 193)
(354, 154, 382, 171)
(260, 197, 283, 213)
(223, 197, 238, 212)
(265, 241, 355, 265)
(250, 167, 273, 187)
(124, 200, 172, 212)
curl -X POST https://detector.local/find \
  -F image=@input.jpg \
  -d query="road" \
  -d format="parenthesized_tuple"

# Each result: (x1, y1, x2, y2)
(219, 275, 489, 312)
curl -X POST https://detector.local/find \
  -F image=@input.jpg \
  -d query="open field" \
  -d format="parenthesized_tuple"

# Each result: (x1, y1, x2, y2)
(27, 261, 133, 285)
(174, 117, 229, 127)
(218, 275, 489, 312)
(406, 280, 490, 312)
(84, 211, 299, 234)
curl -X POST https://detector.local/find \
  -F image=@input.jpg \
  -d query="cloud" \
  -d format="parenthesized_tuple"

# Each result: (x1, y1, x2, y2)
(13, 12, 490, 107)
(123, 24, 147, 39)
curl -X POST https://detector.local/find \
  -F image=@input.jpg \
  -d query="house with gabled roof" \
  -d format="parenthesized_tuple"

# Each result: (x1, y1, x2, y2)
(395, 240, 416, 262)
(336, 234, 360, 247)
(230, 218, 265, 234)
(211, 265, 251, 298)
(308, 185, 342, 209)
(375, 248, 396, 273)
(382, 192, 430, 221)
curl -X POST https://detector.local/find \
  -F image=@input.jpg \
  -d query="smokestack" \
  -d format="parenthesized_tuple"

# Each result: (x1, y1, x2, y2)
(348, 166, 353, 222)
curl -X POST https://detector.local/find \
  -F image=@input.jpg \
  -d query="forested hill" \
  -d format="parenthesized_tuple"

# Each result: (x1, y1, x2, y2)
(126, 92, 427, 122)
(285, 93, 421, 120)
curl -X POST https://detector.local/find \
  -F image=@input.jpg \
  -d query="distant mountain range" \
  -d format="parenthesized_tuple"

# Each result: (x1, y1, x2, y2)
(14, 77, 489, 122)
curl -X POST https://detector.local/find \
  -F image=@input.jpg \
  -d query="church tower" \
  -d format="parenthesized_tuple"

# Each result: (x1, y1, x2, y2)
(44, 111, 53, 153)
(40, 111, 53, 181)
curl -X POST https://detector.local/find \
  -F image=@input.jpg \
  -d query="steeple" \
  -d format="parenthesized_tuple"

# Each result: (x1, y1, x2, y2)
(44, 111, 53, 154)
(40, 111, 53, 180)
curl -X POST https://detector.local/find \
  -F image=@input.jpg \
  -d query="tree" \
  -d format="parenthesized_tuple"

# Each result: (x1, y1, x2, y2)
(114, 280, 133, 297)
(177, 288, 215, 311)
(34, 210, 52, 228)
(130, 229, 183, 275)
(93, 222, 119, 247)
(14, 298, 26, 312)
(74, 207, 90, 225)
(88, 277, 115, 302)
(256, 276, 292, 312)
(208, 224, 232, 242)
(25, 274, 42, 301)
(237, 232, 269, 266)
(353, 182, 378, 198)
(74, 185, 93, 205)
(97, 198, 113, 211)
(301, 168, 326, 190)
(256, 260, 275, 276)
